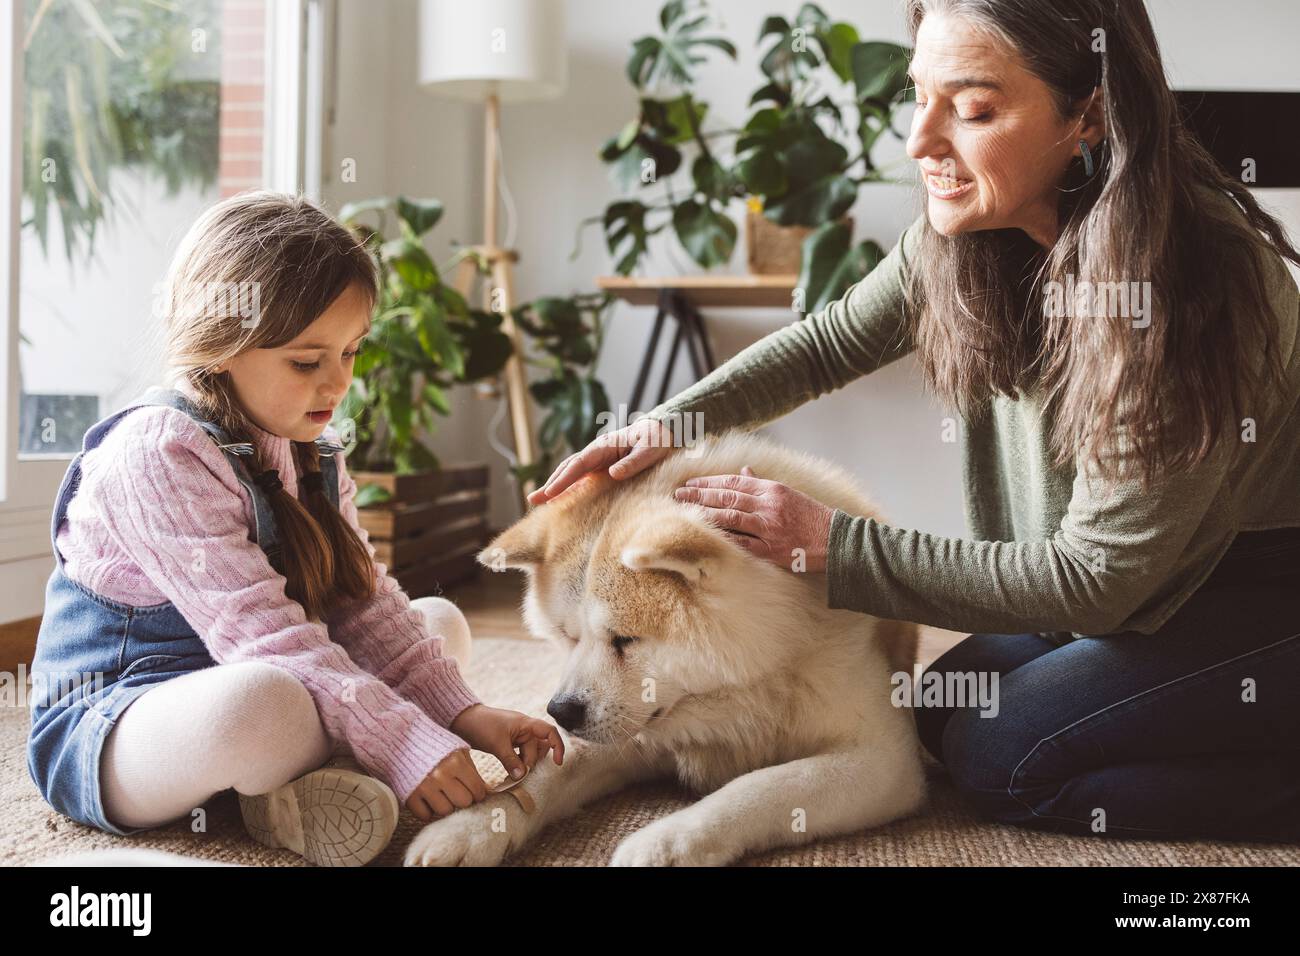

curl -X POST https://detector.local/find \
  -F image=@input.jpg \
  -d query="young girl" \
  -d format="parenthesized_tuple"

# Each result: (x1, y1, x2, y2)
(26, 190, 563, 866)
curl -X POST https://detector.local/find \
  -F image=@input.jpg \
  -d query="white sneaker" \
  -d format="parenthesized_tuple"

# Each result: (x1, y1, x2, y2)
(238, 755, 400, 867)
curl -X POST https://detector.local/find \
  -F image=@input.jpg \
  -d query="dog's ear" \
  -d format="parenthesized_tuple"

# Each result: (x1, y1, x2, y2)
(477, 514, 547, 572)
(619, 511, 731, 585)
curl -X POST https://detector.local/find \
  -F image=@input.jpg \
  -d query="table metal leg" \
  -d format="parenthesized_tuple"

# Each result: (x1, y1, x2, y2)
(629, 297, 669, 411)
(673, 292, 713, 377)
(657, 318, 687, 405)
(629, 289, 720, 411)
(678, 294, 717, 371)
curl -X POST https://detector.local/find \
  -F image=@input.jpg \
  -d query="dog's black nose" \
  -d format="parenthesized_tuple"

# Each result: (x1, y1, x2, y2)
(546, 695, 587, 732)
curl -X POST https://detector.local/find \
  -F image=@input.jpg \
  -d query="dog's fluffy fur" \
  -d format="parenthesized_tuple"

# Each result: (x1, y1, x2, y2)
(405, 428, 928, 866)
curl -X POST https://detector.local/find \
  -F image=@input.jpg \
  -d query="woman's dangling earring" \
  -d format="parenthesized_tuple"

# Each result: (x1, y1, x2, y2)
(1079, 138, 1095, 177)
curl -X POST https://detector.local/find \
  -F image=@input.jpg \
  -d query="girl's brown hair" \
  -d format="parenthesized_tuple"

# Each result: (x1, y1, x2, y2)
(159, 190, 378, 620)
(902, 0, 1300, 491)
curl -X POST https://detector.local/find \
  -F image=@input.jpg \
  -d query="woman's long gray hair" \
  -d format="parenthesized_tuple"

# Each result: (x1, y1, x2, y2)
(903, 0, 1299, 490)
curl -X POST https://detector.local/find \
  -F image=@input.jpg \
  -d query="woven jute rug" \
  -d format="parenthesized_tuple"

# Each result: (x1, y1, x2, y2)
(4, 636, 1296, 867)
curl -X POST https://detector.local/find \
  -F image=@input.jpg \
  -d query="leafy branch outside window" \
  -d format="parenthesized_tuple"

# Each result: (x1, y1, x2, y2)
(22, 0, 221, 267)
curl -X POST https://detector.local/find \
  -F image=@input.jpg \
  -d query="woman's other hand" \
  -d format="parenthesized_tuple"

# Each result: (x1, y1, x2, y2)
(672, 465, 836, 574)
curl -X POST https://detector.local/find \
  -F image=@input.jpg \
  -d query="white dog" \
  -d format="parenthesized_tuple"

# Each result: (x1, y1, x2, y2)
(405, 428, 928, 866)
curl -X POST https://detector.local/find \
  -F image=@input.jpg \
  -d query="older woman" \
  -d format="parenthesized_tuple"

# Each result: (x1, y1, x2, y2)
(528, 0, 1300, 843)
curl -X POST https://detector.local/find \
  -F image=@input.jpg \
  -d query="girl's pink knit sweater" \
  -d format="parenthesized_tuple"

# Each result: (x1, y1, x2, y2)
(56, 403, 482, 805)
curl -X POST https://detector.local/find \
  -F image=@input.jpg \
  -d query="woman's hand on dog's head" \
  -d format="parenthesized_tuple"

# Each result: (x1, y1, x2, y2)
(527, 417, 678, 505)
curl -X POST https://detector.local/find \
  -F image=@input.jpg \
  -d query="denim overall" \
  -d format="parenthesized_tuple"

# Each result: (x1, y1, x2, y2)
(26, 386, 344, 835)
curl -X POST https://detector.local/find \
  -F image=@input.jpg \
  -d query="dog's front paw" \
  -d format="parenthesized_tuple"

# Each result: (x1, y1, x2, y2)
(403, 799, 516, 867)
(609, 816, 735, 867)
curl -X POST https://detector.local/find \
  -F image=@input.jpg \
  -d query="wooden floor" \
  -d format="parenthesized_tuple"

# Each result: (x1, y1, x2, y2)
(443, 569, 965, 668)
(441, 569, 532, 640)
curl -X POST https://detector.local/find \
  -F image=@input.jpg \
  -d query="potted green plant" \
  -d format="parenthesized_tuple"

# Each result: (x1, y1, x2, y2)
(507, 293, 615, 489)
(594, 0, 914, 311)
(336, 196, 513, 594)
(509, 0, 915, 492)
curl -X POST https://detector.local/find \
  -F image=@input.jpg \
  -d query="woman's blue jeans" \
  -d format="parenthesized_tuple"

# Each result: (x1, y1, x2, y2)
(913, 525, 1300, 843)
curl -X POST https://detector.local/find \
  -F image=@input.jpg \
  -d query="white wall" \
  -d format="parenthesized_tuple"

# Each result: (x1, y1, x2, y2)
(326, 0, 1300, 543)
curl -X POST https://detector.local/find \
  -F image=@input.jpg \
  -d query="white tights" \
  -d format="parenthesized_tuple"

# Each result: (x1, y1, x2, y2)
(99, 595, 473, 831)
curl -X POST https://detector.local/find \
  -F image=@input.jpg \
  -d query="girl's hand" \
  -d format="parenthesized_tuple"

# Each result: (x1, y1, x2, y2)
(451, 704, 566, 781)
(406, 749, 489, 822)
(672, 465, 836, 574)
(526, 417, 679, 505)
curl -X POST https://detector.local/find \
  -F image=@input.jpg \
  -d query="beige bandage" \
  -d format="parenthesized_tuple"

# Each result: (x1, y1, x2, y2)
(488, 764, 536, 814)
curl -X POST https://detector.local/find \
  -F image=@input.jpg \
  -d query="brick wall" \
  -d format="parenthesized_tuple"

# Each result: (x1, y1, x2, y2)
(217, 0, 266, 197)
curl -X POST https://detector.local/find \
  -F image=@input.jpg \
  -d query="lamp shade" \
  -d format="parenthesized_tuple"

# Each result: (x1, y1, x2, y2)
(419, 0, 567, 103)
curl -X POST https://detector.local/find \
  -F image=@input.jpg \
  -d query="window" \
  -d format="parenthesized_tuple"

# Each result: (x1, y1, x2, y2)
(1, 0, 324, 616)
(19, 0, 268, 459)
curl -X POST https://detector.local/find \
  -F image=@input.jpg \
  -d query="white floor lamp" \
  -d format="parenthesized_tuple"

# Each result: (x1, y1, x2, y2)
(419, 0, 567, 507)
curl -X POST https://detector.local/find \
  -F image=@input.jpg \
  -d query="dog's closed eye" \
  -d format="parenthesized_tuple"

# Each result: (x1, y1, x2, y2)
(610, 634, 639, 657)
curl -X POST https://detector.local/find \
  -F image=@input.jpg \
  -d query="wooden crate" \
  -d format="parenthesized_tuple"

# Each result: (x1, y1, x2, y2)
(352, 463, 491, 597)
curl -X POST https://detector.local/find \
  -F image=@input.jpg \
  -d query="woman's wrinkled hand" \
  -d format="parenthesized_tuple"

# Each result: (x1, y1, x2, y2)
(671, 465, 836, 573)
